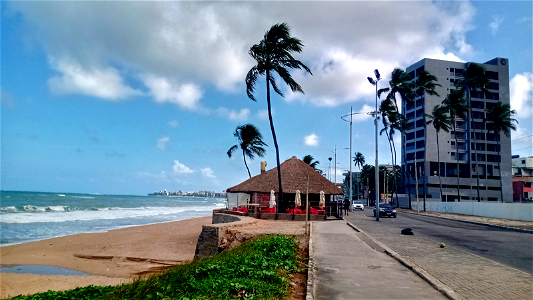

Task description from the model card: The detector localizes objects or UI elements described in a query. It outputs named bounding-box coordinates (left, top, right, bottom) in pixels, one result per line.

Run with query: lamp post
left=328, top=157, right=332, bottom=181
left=368, top=69, right=381, bottom=221
left=341, top=108, right=363, bottom=206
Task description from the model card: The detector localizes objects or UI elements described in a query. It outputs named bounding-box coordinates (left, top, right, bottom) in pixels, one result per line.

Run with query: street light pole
left=368, top=69, right=381, bottom=221
left=341, top=107, right=363, bottom=206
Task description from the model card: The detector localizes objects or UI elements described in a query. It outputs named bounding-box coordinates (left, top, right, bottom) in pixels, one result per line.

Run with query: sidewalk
left=309, top=220, right=446, bottom=299
left=346, top=213, right=533, bottom=300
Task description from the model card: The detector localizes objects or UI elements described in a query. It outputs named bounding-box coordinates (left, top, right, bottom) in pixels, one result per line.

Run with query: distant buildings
left=403, top=57, right=512, bottom=202
left=149, top=189, right=227, bottom=198
left=512, top=156, right=533, bottom=201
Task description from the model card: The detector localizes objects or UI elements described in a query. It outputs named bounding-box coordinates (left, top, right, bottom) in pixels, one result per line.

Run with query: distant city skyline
left=2, top=1, right=531, bottom=195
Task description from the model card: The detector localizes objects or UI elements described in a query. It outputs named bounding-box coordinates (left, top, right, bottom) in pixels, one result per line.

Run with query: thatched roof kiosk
left=227, top=156, right=343, bottom=215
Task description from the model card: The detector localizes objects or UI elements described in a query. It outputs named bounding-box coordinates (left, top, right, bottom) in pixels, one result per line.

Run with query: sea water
left=0, top=191, right=226, bottom=246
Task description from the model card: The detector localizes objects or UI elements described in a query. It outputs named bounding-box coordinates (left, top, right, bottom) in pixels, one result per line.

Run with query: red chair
left=232, top=207, right=238, bottom=211
left=238, top=206, right=248, bottom=213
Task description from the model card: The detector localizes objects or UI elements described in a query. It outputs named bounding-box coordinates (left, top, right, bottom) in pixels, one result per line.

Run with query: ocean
left=0, top=191, right=226, bottom=246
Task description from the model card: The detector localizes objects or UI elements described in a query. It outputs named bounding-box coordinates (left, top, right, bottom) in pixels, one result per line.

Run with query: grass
left=9, top=235, right=303, bottom=300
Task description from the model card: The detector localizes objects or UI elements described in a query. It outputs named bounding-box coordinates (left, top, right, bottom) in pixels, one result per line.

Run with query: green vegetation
left=10, top=235, right=303, bottom=300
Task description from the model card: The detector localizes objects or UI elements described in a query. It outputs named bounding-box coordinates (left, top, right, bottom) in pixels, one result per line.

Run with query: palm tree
left=441, top=89, right=469, bottom=201
left=246, top=23, right=312, bottom=207
left=302, top=155, right=322, bottom=174
left=426, top=104, right=451, bottom=201
left=353, top=152, right=365, bottom=200
left=415, top=70, right=441, bottom=209
left=379, top=98, right=401, bottom=206
left=455, top=63, right=491, bottom=201
left=378, top=68, right=415, bottom=111
left=378, top=68, right=414, bottom=205
left=354, top=152, right=365, bottom=171
left=484, top=101, right=517, bottom=202
left=227, top=124, right=267, bottom=178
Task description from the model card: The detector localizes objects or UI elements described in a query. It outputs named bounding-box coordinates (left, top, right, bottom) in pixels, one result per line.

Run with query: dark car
left=373, top=203, right=397, bottom=218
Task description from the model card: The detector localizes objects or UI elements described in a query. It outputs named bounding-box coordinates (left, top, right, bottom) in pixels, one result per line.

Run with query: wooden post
left=306, top=175, right=310, bottom=235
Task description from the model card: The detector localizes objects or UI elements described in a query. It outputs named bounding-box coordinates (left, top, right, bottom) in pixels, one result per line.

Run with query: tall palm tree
left=227, top=124, right=268, bottom=178
left=246, top=23, right=312, bottom=208
left=378, top=68, right=414, bottom=206
left=441, top=89, right=469, bottom=201
left=455, top=63, right=491, bottom=201
left=302, top=155, right=322, bottom=174
left=426, top=104, right=451, bottom=201
left=484, top=101, right=518, bottom=202
left=353, top=152, right=365, bottom=200
left=415, top=70, right=442, bottom=209
left=379, top=98, right=401, bottom=206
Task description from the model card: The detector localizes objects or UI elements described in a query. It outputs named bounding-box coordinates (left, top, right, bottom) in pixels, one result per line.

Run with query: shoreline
left=0, top=216, right=213, bottom=298
left=0, top=214, right=216, bottom=248
left=0, top=215, right=307, bottom=299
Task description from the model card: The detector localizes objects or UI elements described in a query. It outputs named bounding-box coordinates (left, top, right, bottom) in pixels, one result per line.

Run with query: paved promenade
left=310, top=220, right=446, bottom=299
left=344, top=212, right=533, bottom=300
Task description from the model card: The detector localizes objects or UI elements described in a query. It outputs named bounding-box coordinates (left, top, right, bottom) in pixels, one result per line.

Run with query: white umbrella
left=295, top=190, right=301, bottom=208
left=319, top=191, right=325, bottom=209
left=269, top=190, right=276, bottom=208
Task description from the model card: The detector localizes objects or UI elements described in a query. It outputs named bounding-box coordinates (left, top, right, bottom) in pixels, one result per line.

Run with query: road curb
left=346, top=221, right=466, bottom=300
left=306, top=222, right=315, bottom=300
left=399, top=210, right=533, bottom=233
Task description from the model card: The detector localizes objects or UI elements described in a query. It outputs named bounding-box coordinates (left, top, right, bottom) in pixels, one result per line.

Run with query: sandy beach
left=0, top=216, right=306, bottom=298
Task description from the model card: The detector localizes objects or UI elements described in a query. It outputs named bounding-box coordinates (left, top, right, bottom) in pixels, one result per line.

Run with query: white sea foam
left=23, top=205, right=46, bottom=212
left=0, top=205, right=219, bottom=223
left=0, top=206, right=18, bottom=213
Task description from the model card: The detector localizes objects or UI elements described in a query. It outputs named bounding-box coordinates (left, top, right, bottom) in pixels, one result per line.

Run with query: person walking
left=344, top=198, right=350, bottom=216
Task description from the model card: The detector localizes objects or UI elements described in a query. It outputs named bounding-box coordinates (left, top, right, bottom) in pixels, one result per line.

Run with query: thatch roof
left=227, top=156, right=344, bottom=195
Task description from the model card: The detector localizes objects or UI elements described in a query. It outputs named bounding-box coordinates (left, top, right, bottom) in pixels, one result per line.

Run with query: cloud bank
left=9, top=1, right=477, bottom=108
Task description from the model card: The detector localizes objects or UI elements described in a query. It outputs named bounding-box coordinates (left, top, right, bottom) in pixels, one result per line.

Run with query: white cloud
left=489, top=16, right=503, bottom=35
left=257, top=109, right=270, bottom=120
left=48, top=58, right=141, bottom=100
left=143, top=75, right=202, bottom=109
left=217, top=107, right=250, bottom=121
left=10, top=1, right=476, bottom=107
left=303, top=133, right=319, bottom=147
left=157, top=136, right=170, bottom=151
left=172, top=160, right=194, bottom=174
left=201, top=167, right=216, bottom=179
left=168, top=120, right=179, bottom=127
left=510, top=72, right=532, bottom=119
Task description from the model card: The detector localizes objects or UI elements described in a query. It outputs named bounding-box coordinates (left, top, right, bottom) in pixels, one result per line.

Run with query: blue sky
left=1, top=1, right=532, bottom=195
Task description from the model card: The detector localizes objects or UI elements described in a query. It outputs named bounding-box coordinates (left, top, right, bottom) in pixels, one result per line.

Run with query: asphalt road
left=345, top=208, right=533, bottom=274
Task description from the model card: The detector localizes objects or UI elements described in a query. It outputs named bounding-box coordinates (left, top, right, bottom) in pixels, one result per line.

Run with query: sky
left=1, top=1, right=532, bottom=196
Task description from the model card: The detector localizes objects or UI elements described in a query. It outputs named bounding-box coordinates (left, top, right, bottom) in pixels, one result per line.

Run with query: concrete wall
left=409, top=201, right=533, bottom=221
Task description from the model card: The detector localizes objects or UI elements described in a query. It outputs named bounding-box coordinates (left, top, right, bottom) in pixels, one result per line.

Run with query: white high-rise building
left=403, top=57, right=512, bottom=202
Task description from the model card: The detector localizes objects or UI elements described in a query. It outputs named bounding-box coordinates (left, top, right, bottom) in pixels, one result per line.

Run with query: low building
left=226, top=156, right=344, bottom=217
left=512, top=156, right=533, bottom=201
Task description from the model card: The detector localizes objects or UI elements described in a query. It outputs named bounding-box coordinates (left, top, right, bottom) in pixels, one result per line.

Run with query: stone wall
left=194, top=214, right=258, bottom=258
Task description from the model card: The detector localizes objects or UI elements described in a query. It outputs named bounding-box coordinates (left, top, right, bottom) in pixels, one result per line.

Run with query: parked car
left=373, top=203, right=396, bottom=218
left=352, top=201, right=364, bottom=211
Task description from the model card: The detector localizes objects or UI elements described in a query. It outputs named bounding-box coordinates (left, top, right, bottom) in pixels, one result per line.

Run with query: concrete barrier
left=410, top=201, right=533, bottom=221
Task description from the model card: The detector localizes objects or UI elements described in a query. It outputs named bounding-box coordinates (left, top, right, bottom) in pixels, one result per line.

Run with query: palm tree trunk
left=468, top=90, right=481, bottom=202
left=390, top=135, right=400, bottom=207
left=266, top=70, right=283, bottom=213
left=414, top=158, right=419, bottom=212
left=243, top=149, right=251, bottom=178
left=497, top=139, right=503, bottom=202
left=437, top=133, right=444, bottom=201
